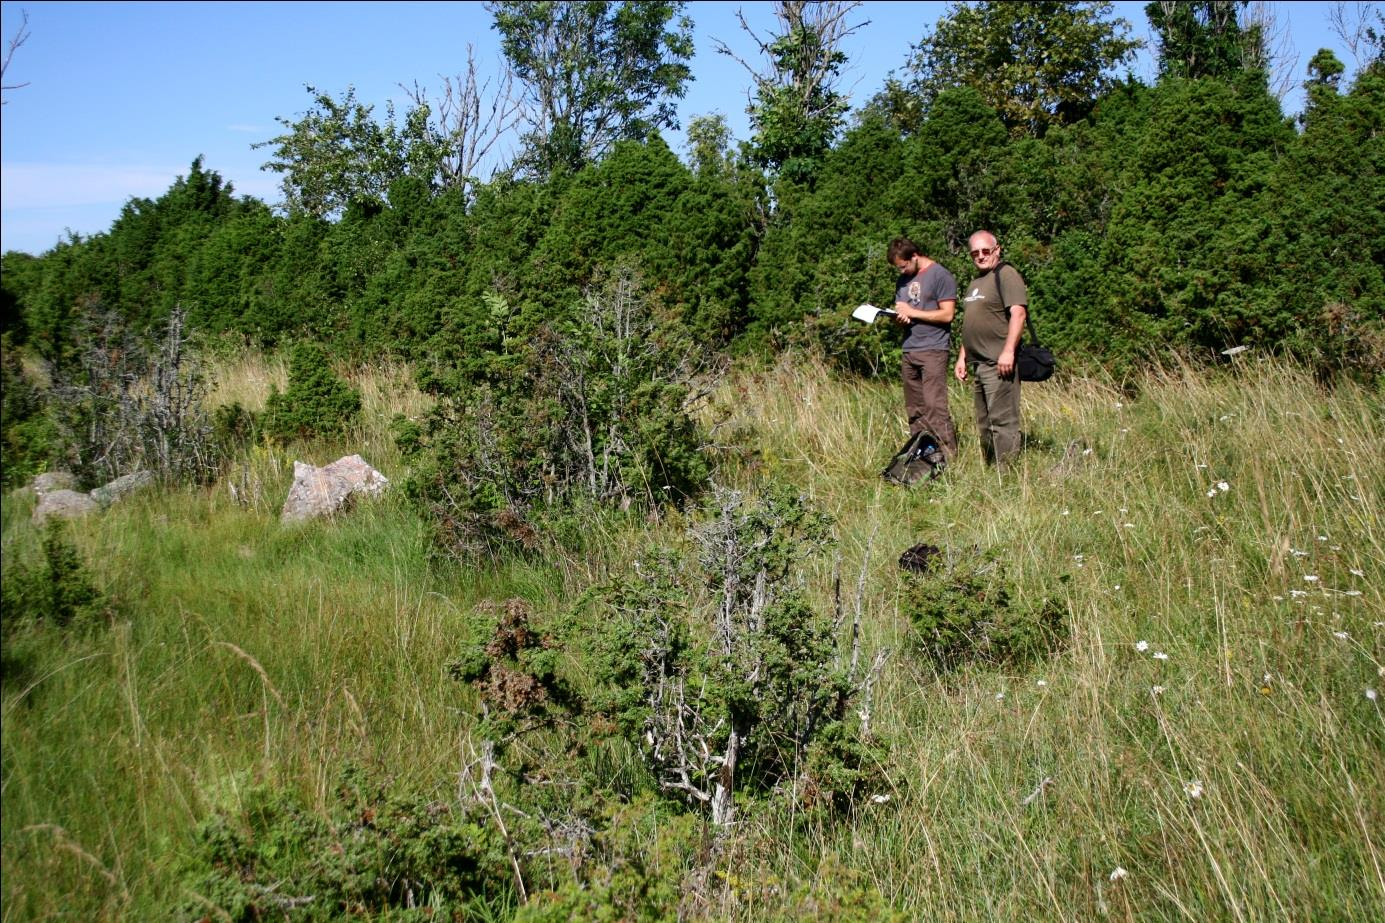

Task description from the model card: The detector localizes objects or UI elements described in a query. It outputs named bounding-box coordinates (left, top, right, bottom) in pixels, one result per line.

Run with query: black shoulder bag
left=994, top=262, right=1056, bottom=382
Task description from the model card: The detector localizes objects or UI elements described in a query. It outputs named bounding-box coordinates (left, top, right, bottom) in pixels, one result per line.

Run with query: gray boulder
left=32, top=489, right=101, bottom=525
left=32, top=471, right=78, bottom=496
left=90, top=470, right=155, bottom=508
left=280, top=454, right=389, bottom=523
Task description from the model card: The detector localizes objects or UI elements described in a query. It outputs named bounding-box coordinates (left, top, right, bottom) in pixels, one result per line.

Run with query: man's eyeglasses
left=970, top=247, right=996, bottom=258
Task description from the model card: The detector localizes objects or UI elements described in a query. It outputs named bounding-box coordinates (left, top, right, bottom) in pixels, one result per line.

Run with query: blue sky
left=0, top=1, right=1362, bottom=255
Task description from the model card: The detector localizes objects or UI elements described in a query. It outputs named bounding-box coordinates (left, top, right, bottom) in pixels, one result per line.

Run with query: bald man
left=954, top=230, right=1027, bottom=468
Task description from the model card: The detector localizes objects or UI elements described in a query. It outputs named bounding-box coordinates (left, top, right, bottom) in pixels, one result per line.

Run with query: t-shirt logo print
left=965, top=288, right=983, bottom=302
left=908, top=281, right=921, bottom=300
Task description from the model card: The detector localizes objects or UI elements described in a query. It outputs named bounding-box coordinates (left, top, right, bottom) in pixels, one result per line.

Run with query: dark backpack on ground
left=882, top=431, right=946, bottom=485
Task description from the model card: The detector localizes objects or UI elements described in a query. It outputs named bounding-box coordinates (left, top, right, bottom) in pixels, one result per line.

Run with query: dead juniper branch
left=458, top=738, right=529, bottom=904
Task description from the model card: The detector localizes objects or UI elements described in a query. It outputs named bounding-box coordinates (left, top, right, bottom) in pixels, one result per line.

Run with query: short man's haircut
left=887, top=237, right=920, bottom=264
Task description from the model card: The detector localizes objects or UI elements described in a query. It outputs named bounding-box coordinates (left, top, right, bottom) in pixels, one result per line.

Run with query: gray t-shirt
left=897, top=261, right=957, bottom=352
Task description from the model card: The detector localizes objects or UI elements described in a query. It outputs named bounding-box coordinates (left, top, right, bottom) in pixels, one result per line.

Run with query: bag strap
left=994, top=261, right=1043, bottom=347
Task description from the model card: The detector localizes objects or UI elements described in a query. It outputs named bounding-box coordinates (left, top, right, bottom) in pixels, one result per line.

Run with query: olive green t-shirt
left=960, top=263, right=1028, bottom=362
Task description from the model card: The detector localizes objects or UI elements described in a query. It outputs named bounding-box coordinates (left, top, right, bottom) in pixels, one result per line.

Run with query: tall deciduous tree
left=684, top=112, right=735, bottom=177
left=1145, top=1, right=1268, bottom=82
left=907, top=1, right=1140, bottom=137
left=256, top=86, right=442, bottom=218
left=718, top=1, right=862, bottom=186
left=487, top=0, right=694, bottom=178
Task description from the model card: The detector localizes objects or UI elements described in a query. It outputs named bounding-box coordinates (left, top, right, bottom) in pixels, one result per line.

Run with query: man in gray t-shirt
left=888, top=236, right=958, bottom=459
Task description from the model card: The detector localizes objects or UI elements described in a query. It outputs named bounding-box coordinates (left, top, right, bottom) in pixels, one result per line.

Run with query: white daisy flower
left=1151, top=685, right=1165, bottom=695
left=1184, top=780, right=1204, bottom=799
left=1135, top=640, right=1149, bottom=652
left=1366, top=689, right=1378, bottom=702
left=1109, top=867, right=1129, bottom=882
left=1349, top=569, right=1365, bottom=578
left=1304, top=575, right=1320, bottom=583
left=1333, top=631, right=1350, bottom=640
left=1217, top=481, right=1230, bottom=492
left=1153, top=651, right=1169, bottom=661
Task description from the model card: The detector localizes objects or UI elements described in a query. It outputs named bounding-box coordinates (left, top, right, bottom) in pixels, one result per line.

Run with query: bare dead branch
left=2, top=8, right=31, bottom=101
left=402, top=44, right=522, bottom=199
left=1329, top=1, right=1384, bottom=69
left=714, top=1, right=866, bottom=99
left=1246, top=1, right=1299, bottom=101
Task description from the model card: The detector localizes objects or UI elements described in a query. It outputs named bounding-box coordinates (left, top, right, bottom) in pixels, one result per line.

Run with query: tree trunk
left=711, top=726, right=741, bottom=826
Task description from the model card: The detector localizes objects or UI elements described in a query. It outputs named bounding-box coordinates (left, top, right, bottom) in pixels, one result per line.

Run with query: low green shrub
left=579, top=485, right=889, bottom=826
left=902, top=547, right=1067, bottom=671
left=447, top=598, right=580, bottom=742
left=404, top=262, right=710, bottom=561
left=211, top=400, right=261, bottom=454
left=515, top=799, right=701, bottom=923
left=1, top=521, right=106, bottom=632
left=177, top=766, right=513, bottom=921
left=263, top=341, right=362, bottom=443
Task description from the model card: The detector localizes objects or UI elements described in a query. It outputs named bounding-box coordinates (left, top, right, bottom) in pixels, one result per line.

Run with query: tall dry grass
left=2, top=348, right=1381, bottom=920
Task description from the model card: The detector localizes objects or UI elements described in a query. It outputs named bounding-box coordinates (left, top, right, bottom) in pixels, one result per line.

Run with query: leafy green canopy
left=1145, top=0, right=1267, bottom=82
left=744, top=3, right=853, bottom=186
left=488, top=0, right=695, bottom=177
left=255, top=86, right=441, bottom=218
left=907, top=0, right=1141, bottom=137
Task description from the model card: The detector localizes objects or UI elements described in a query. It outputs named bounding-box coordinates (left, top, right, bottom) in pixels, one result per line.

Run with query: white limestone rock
left=280, top=455, right=389, bottom=523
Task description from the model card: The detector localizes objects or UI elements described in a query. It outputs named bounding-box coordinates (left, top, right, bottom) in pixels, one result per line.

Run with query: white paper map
left=851, top=303, right=896, bottom=324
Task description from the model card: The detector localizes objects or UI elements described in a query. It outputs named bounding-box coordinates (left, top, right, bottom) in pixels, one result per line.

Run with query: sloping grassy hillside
left=2, top=352, right=1381, bottom=921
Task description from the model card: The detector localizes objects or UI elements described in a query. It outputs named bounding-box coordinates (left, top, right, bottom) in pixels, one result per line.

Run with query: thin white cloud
left=227, top=124, right=266, bottom=134
left=0, top=162, right=186, bottom=210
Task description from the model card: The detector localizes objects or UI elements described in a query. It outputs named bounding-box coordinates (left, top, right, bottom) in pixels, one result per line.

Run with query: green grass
left=3, top=352, right=1382, bottom=920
